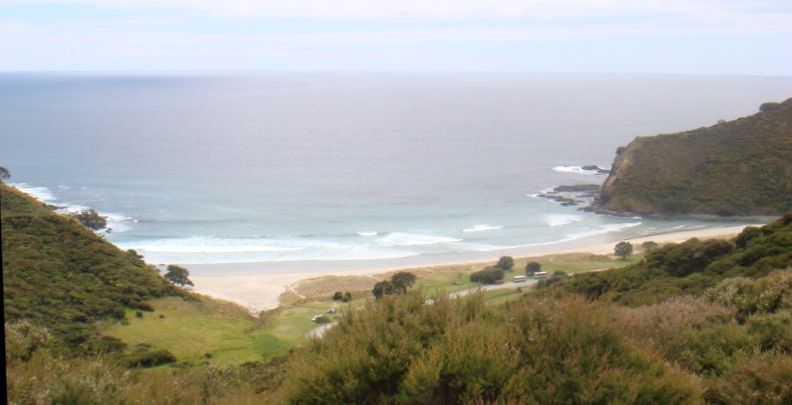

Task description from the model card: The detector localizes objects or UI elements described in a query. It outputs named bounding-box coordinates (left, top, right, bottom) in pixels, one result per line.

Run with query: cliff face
left=599, top=98, right=792, bottom=216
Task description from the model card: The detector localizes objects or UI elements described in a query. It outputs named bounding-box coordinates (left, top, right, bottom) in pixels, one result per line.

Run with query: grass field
left=102, top=297, right=292, bottom=366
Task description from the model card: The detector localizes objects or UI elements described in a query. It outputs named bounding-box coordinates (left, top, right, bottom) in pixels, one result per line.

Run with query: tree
left=614, top=241, right=633, bottom=260
left=470, top=267, right=505, bottom=284
left=332, top=292, right=344, bottom=301
left=495, top=256, right=514, bottom=271
left=640, top=241, right=658, bottom=253
left=525, top=261, right=541, bottom=274
left=164, top=265, right=193, bottom=287
left=72, top=209, right=107, bottom=231
left=391, top=272, right=417, bottom=293
left=0, top=166, right=10, bottom=181
left=372, top=281, right=395, bottom=299
left=342, top=292, right=352, bottom=302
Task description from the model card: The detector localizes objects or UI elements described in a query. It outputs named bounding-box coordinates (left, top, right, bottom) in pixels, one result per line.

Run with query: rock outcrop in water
left=598, top=98, right=792, bottom=216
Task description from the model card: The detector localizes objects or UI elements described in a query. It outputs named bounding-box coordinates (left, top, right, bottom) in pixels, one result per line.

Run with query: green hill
left=599, top=98, right=792, bottom=216
left=1, top=183, right=182, bottom=349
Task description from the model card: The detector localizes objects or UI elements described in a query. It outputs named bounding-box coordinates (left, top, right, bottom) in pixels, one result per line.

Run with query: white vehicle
left=512, top=275, right=527, bottom=283
left=533, top=271, right=548, bottom=279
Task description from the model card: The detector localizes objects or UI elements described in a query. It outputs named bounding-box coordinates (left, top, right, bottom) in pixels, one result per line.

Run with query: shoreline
left=189, top=224, right=755, bottom=314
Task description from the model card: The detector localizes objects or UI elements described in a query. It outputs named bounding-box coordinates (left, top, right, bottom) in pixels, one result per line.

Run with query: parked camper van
left=513, top=275, right=527, bottom=283
left=533, top=271, right=548, bottom=279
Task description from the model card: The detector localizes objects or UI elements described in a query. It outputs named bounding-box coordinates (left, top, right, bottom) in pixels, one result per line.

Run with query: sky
left=1, top=0, right=791, bottom=75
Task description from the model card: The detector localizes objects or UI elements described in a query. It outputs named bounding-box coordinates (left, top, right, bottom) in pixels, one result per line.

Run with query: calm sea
left=2, top=72, right=791, bottom=272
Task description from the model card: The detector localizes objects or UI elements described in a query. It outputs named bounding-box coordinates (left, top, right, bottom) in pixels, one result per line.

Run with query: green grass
left=537, top=254, right=643, bottom=274
left=415, top=271, right=476, bottom=293
left=482, top=288, right=524, bottom=306
left=102, top=297, right=291, bottom=366
left=268, top=301, right=346, bottom=343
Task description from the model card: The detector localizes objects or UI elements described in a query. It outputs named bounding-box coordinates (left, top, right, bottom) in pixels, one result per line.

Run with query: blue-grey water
left=2, top=72, right=791, bottom=271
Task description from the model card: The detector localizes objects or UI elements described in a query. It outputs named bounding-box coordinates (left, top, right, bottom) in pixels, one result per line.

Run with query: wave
left=564, top=222, right=642, bottom=240
left=11, top=182, right=56, bottom=203
left=511, top=222, right=643, bottom=249
left=462, top=224, right=503, bottom=233
left=117, top=236, right=420, bottom=264
left=356, top=231, right=378, bottom=237
left=118, top=237, right=308, bottom=253
left=552, top=165, right=606, bottom=176
left=10, top=182, right=135, bottom=233
left=376, top=232, right=462, bottom=247
left=545, top=214, right=584, bottom=227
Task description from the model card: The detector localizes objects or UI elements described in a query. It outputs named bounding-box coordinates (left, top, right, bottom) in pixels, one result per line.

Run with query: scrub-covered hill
left=599, top=99, right=792, bottom=216
left=1, top=182, right=182, bottom=349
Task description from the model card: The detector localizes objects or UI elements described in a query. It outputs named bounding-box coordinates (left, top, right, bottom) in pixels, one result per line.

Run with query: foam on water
left=552, top=165, right=606, bottom=176
left=545, top=214, right=584, bottom=227
left=462, top=224, right=503, bottom=233
left=376, top=232, right=462, bottom=247
left=357, top=231, right=378, bottom=237
left=10, top=182, right=135, bottom=233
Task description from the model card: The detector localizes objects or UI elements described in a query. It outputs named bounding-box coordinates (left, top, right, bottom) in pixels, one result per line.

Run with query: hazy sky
left=2, top=0, right=791, bottom=74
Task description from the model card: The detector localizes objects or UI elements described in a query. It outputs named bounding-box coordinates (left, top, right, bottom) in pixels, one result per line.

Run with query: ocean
left=2, top=72, right=791, bottom=273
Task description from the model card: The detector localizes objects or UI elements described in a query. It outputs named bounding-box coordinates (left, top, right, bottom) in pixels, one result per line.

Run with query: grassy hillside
left=599, top=98, right=792, bottom=216
left=1, top=183, right=182, bottom=349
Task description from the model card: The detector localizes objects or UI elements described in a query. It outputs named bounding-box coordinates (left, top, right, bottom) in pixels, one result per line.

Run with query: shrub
left=470, top=267, right=505, bottom=284
left=332, top=292, right=343, bottom=301
left=342, top=292, right=352, bottom=302
left=122, top=349, right=177, bottom=368
left=5, top=321, right=54, bottom=362
left=277, top=294, right=701, bottom=403
left=71, top=209, right=108, bottom=231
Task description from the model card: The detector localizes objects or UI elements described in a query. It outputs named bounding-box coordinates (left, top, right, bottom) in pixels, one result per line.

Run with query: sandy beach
left=189, top=224, right=756, bottom=313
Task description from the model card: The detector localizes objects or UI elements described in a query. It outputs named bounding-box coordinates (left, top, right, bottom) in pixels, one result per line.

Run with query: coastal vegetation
left=5, top=179, right=792, bottom=403
left=1, top=183, right=182, bottom=350
left=599, top=98, right=792, bottom=216
left=70, top=208, right=107, bottom=231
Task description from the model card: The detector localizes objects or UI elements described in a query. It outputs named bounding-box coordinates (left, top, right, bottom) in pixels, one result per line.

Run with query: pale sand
left=190, top=224, right=755, bottom=313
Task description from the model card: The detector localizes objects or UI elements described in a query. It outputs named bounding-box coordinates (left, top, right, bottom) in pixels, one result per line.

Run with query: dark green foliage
left=614, top=241, right=634, bottom=259
left=121, top=348, right=177, bottom=368
left=391, top=271, right=417, bottom=293
left=278, top=294, right=700, bottom=404
left=525, top=261, right=541, bottom=274
left=600, top=98, right=792, bottom=215
left=164, top=264, right=194, bottom=287
left=760, top=102, right=781, bottom=112
left=536, top=271, right=568, bottom=289
left=71, top=208, right=108, bottom=231
left=469, top=266, right=505, bottom=284
left=495, top=255, right=514, bottom=270
left=543, top=216, right=792, bottom=306
left=1, top=183, right=181, bottom=349
left=331, top=291, right=343, bottom=301
left=372, top=272, right=417, bottom=299
left=648, top=238, right=733, bottom=277
left=372, top=280, right=395, bottom=299
left=342, top=292, right=352, bottom=302
left=641, top=240, right=659, bottom=252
